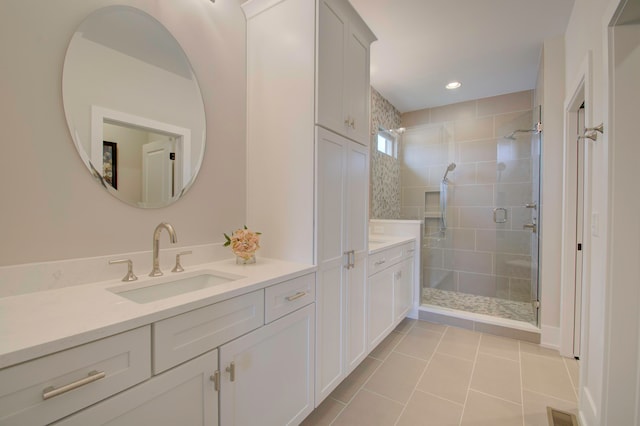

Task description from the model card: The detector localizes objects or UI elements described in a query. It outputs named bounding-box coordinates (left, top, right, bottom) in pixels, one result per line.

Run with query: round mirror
left=62, top=5, right=206, bottom=208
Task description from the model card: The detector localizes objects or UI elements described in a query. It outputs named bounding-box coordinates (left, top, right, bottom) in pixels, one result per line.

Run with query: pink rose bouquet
left=224, top=226, right=261, bottom=260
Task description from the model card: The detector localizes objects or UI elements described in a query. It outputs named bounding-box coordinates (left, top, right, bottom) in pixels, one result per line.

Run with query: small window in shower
left=376, top=129, right=397, bottom=158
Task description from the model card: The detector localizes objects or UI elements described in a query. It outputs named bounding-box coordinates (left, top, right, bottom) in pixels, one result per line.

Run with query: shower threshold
left=420, top=288, right=540, bottom=342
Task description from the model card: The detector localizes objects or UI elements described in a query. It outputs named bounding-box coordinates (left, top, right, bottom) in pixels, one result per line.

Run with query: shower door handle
left=523, top=223, right=537, bottom=233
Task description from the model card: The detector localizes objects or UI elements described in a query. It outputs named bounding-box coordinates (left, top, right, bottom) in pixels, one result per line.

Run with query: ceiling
left=349, top=0, right=575, bottom=113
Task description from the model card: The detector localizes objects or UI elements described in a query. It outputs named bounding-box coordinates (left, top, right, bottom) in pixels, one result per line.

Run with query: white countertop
left=0, top=258, right=315, bottom=369
left=368, top=235, right=416, bottom=254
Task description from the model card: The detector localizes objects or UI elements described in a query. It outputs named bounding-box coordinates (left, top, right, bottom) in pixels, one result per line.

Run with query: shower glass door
left=493, top=106, right=541, bottom=325
left=419, top=101, right=541, bottom=327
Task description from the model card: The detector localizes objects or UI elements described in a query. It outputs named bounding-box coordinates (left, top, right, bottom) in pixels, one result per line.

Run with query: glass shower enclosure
left=419, top=106, right=542, bottom=326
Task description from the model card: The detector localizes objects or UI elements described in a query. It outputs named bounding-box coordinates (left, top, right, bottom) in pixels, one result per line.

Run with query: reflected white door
left=142, top=140, right=174, bottom=206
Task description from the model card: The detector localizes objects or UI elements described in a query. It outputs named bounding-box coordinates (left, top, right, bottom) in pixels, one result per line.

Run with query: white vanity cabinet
left=367, top=242, right=416, bottom=350
left=317, top=0, right=373, bottom=146
left=219, top=303, right=315, bottom=426
left=53, top=350, right=219, bottom=426
left=315, top=127, right=369, bottom=404
left=2, top=272, right=316, bottom=426
left=0, top=327, right=151, bottom=426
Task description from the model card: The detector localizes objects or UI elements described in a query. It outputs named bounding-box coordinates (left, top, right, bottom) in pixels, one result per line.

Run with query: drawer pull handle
left=286, top=291, right=307, bottom=302
left=374, top=259, right=386, bottom=266
left=226, top=362, right=236, bottom=382
left=42, top=370, right=106, bottom=400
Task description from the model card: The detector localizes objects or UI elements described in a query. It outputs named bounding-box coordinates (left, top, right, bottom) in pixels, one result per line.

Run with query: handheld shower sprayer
left=442, top=162, right=456, bottom=182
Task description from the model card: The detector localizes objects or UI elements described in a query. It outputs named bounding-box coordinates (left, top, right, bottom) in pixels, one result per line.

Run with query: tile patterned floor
left=422, top=288, right=537, bottom=325
left=301, top=319, right=579, bottom=426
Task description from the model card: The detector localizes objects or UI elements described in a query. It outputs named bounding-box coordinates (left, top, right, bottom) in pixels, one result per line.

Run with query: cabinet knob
left=226, top=362, right=236, bottom=382
left=210, top=370, right=220, bottom=391
left=343, top=250, right=355, bottom=269
left=344, top=117, right=355, bottom=129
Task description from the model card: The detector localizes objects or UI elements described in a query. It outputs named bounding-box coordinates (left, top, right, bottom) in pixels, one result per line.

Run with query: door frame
left=560, top=52, right=593, bottom=359
left=90, top=106, right=191, bottom=190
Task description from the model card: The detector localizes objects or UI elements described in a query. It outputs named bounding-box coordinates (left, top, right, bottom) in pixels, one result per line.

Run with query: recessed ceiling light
left=446, top=81, right=461, bottom=90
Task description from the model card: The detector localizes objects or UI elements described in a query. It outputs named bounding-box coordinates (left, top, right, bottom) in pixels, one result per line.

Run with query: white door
left=142, top=139, right=174, bottom=206
left=219, top=304, right=315, bottom=426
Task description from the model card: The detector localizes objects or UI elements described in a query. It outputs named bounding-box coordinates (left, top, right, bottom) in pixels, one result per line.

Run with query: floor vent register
left=547, top=407, right=579, bottom=426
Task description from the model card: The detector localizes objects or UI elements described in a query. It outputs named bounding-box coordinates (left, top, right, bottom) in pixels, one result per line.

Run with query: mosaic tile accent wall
left=399, top=90, right=537, bottom=304
left=370, top=87, right=402, bottom=219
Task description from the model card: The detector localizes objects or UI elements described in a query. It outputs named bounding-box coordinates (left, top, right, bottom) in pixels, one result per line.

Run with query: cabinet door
left=317, top=0, right=348, bottom=137
left=394, top=258, right=414, bottom=323
left=345, top=21, right=371, bottom=146
left=345, top=141, right=369, bottom=372
left=219, top=304, right=315, bottom=426
left=346, top=251, right=367, bottom=373
left=316, top=127, right=347, bottom=403
left=367, top=268, right=395, bottom=349
left=53, top=350, right=218, bottom=426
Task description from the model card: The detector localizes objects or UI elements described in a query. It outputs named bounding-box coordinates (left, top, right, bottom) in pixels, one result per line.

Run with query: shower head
left=442, top=162, right=456, bottom=182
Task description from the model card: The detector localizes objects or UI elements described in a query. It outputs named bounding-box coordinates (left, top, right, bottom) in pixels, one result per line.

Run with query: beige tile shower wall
left=400, top=91, right=535, bottom=302
left=370, top=88, right=402, bottom=219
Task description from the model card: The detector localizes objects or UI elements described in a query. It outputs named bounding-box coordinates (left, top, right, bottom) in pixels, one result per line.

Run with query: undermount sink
left=109, top=271, right=245, bottom=304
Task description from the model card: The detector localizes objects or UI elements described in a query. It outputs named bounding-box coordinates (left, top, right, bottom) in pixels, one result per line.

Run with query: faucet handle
left=171, top=251, right=192, bottom=273
left=109, top=258, right=138, bottom=282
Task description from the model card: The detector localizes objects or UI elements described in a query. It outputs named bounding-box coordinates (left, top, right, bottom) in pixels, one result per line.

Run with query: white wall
left=538, top=36, right=565, bottom=347
left=0, top=0, right=247, bottom=267
left=65, top=36, right=204, bottom=169
left=562, top=0, right=638, bottom=424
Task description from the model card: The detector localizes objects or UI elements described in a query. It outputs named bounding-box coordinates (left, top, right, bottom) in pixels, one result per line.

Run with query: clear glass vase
left=235, top=254, right=256, bottom=265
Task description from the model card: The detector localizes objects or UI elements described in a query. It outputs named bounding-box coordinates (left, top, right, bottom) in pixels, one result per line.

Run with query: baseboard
left=540, top=325, right=561, bottom=350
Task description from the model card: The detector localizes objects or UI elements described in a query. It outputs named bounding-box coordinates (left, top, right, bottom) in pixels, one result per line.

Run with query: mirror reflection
left=62, top=5, right=206, bottom=208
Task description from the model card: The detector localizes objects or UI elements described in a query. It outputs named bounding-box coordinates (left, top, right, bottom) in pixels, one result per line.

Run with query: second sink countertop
left=368, top=235, right=416, bottom=254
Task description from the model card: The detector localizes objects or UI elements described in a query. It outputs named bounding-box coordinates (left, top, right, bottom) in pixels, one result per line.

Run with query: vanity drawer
left=153, top=290, right=264, bottom=374
left=0, top=326, right=151, bottom=426
left=368, top=245, right=404, bottom=275
left=402, top=241, right=417, bottom=258
left=265, top=273, right=315, bottom=323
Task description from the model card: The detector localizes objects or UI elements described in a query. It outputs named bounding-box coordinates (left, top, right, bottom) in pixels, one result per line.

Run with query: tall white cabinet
left=317, top=0, right=372, bottom=146
left=243, top=0, right=375, bottom=408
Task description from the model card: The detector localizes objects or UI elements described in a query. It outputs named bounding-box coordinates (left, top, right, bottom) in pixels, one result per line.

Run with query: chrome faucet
left=149, top=222, right=178, bottom=277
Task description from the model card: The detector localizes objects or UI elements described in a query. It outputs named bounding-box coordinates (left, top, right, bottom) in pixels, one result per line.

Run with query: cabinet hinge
left=577, top=243, right=582, bottom=251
